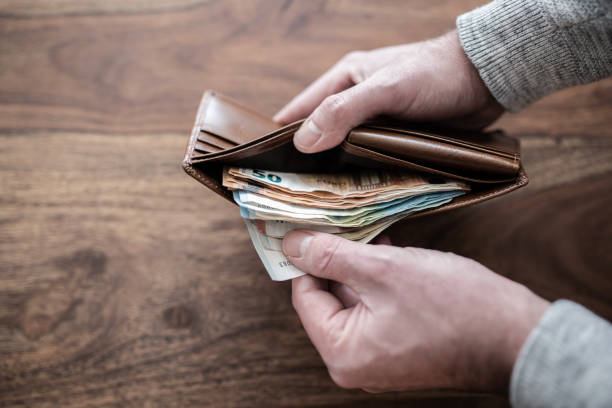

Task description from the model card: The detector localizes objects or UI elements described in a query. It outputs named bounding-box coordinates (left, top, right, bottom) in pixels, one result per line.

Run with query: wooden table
left=1, top=1, right=611, bottom=406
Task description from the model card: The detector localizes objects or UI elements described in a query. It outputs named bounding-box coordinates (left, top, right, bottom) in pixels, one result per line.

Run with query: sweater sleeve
left=456, top=0, right=612, bottom=111
left=510, top=300, right=612, bottom=408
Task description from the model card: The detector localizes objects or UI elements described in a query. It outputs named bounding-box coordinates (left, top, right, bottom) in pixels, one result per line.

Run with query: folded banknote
left=223, top=167, right=469, bottom=280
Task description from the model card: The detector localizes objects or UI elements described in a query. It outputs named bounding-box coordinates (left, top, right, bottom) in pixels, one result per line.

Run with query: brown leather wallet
left=183, top=90, right=528, bottom=219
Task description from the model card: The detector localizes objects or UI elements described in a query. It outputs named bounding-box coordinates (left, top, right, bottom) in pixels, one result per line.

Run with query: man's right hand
left=283, top=231, right=550, bottom=393
left=274, top=30, right=504, bottom=154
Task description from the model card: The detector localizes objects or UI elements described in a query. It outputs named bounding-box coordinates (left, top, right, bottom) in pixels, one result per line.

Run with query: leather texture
left=183, top=90, right=528, bottom=219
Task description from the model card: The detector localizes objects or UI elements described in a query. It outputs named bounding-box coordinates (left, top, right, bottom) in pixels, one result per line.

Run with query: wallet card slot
left=198, top=131, right=238, bottom=150
left=190, top=122, right=303, bottom=163
left=197, top=135, right=342, bottom=173
left=195, top=141, right=222, bottom=153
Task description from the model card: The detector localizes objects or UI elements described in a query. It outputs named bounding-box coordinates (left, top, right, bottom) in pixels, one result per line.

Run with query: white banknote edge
left=244, top=219, right=305, bottom=281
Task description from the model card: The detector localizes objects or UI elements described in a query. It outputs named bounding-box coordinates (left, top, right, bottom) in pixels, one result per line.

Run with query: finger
left=329, top=281, right=360, bottom=308
left=291, top=274, right=351, bottom=347
left=283, top=230, right=392, bottom=287
left=273, top=63, right=354, bottom=124
left=292, top=77, right=396, bottom=153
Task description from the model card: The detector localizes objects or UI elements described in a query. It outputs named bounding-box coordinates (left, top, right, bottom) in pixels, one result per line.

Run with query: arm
left=275, top=0, right=611, bottom=153
left=457, top=0, right=612, bottom=111
left=276, top=0, right=612, bottom=401
left=283, top=231, right=612, bottom=407
left=511, top=300, right=612, bottom=408
left=456, top=3, right=612, bottom=405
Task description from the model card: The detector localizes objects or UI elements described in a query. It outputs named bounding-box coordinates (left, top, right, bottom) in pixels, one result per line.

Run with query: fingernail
left=273, top=112, right=283, bottom=123
left=283, top=231, right=313, bottom=258
left=294, top=118, right=322, bottom=150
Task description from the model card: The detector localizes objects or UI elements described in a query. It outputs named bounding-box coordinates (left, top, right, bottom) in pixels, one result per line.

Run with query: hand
left=282, top=231, right=550, bottom=393
left=274, top=30, right=504, bottom=153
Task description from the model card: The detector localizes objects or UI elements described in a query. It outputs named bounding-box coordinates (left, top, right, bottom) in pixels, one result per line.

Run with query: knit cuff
left=510, top=300, right=612, bottom=408
left=457, top=0, right=612, bottom=112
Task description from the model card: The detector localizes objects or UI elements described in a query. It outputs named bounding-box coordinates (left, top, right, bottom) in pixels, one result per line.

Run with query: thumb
left=292, top=78, right=394, bottom=153
left=282, top=230, right=391, bottom=288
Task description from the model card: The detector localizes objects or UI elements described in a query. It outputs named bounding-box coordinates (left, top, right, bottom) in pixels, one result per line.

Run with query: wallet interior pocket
left=186, top=128, right=527, bottom=206
left=338, top=141, right=516, bottom=184
left=183, top=90, right=528, bottom=219
left=346, top=126, right=520, bottom=181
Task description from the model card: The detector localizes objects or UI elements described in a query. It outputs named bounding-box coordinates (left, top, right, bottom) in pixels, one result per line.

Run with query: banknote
left=244, top=219, right=304, bottom=281
left=244, top=217, right=393, bottom=280
left=227, top=167, right=432, bottom=195
left=234, top=189, right=465, bottom=227
left=231, top=167, right=469, bottom=280
left=223, top=167, right=469, bottom=208
left=252, top=219, right=352, bottom=237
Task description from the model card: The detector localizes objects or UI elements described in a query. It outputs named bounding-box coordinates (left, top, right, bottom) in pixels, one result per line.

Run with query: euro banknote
left=243, top=216, right=394, bottom=281
left=244, top=219, right=304, bottom=281
left=234, top=189, right=465, bottom=227
left=223, top=167, right=468, bottom=208
left=224, top=167, right=469, bottom=280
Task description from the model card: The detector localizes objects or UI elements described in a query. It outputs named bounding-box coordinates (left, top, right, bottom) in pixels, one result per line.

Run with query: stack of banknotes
left=223, top=167, right=469, bottom=281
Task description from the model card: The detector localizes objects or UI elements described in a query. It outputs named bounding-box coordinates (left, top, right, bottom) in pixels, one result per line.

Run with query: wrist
left=454, top=30, right=504, bottom=114
left=482, top=288, right=551, bottom=393
left=503, top=290, right=551, bottom=384
left=437, top=30, right=504, bottom=127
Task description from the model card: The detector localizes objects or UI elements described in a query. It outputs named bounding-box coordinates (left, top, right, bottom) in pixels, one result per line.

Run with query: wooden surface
left=1, top=0, right=611, bottom=406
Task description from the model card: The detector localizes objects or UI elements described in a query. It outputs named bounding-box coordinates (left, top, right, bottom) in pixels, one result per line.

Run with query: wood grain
left=1, top=0, right=611, bottom=407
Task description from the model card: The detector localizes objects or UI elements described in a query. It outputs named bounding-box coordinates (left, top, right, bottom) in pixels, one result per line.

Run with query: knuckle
left=339, top=51, right=368, bottom=83
left=312, top=236, right=343, bottom=276
left=321, top=94, right=348, bottom=120
left=325, top=324, right=348, bottom=354
left=376, top=75, right=399, bottom=95
left=371, top=73, right=401, bottom=102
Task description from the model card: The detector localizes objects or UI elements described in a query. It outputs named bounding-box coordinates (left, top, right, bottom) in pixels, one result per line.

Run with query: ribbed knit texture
left=457, top=0, right=612, bottom=111
left=510, top=300, right=612, bottom=408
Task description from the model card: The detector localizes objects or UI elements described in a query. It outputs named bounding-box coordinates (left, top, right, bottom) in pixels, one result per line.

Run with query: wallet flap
left=347, top=127, right=520, bottom=178
left=355, top=123, right=519, bottom=157
left=198, top=91, right=280, bottom=145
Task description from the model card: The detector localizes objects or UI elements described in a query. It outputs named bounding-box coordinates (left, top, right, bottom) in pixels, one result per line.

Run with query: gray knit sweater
left=458, top=0, right=612, bottom=111
left=456, top=1, right=612, bottom=407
